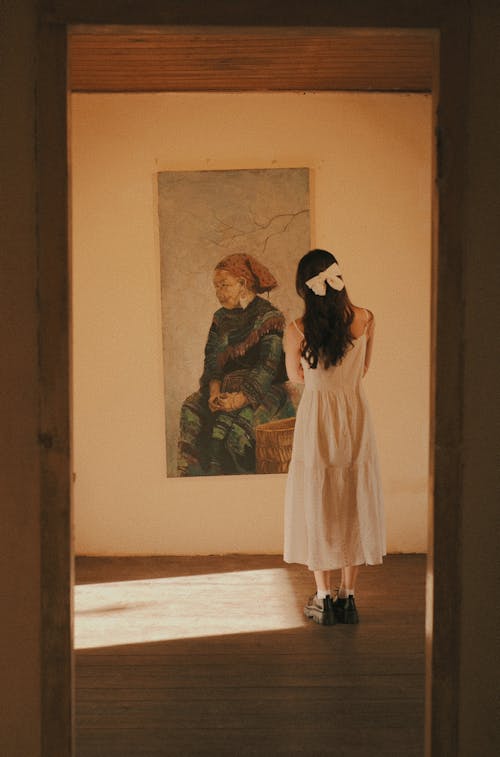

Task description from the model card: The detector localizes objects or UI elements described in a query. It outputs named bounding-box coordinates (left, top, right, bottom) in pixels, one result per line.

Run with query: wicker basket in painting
left=255, top=416, right=296, bottom=474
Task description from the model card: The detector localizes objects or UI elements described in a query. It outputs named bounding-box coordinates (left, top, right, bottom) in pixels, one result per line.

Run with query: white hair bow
left=305, top=263, right=345, bottom=295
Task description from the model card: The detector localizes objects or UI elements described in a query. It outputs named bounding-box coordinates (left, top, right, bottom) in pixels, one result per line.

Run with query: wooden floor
left=75, top=554, right=425, bottom=756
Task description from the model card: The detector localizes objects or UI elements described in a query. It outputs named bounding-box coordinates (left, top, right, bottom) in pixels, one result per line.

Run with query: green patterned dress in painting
left=178, top=296, right=295, bottom=476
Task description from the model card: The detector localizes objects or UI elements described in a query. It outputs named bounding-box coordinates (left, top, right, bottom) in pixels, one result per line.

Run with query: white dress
left=284, top=320, right=386, bottom=571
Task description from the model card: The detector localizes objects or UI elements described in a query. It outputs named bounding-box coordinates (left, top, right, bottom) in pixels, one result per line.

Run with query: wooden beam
left=37, top=19, right=74, bottom=757
left=69, top=28, right=434, bottom=92
left=427, top=2, right=470, bottom=754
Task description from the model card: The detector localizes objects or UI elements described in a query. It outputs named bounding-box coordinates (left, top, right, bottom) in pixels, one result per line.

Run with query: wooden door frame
left=36, top=3, right=470, bottom=755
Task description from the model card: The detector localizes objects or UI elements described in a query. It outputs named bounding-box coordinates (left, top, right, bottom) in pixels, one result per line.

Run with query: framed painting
left=158, top=167, right=310, bottom=476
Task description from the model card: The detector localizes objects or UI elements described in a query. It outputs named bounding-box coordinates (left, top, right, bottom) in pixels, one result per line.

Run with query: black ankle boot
left=333, top=595, right=359, bottom=624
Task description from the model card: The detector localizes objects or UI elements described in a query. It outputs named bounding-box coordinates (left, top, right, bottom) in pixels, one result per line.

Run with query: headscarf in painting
left=215, top=253, right=278, bottom=293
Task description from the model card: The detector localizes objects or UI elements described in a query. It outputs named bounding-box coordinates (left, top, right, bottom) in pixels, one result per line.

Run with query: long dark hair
left=296, top=249, right=354, bottom=369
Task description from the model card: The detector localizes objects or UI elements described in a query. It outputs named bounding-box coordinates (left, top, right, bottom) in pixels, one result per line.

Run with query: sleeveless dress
left=284, top=317, right=386, bottom=571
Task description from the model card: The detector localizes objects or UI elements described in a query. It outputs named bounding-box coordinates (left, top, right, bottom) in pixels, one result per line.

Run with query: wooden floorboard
left=75, top=554, right=425, bottom=756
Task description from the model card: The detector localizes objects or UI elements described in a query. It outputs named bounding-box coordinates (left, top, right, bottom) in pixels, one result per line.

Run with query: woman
left=178, top=253, right=295, bottom=476
left=283, top=249, right=386, bottom=625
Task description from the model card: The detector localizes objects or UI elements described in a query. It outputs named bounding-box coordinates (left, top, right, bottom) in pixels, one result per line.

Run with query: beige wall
left=71, top=91, right=432, bottom=555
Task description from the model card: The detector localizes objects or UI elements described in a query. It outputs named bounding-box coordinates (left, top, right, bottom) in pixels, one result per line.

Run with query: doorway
left=35, top=14, right=470, bottom=757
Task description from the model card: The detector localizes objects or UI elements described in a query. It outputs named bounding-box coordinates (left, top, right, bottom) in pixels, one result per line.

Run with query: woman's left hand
left=216, top=391, right=248, bottom=412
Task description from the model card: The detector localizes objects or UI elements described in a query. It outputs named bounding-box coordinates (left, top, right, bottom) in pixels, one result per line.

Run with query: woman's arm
left=284, top=321, right=305, bottom=384
left=363, top=311, right=375, bottom=376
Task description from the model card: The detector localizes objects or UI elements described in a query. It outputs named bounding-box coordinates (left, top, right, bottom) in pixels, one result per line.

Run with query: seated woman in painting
left=178, top=253, right=295, bottom=476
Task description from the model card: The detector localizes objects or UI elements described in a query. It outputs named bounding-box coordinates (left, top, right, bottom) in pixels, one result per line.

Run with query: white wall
left=71, top=91, right=431, bottom=555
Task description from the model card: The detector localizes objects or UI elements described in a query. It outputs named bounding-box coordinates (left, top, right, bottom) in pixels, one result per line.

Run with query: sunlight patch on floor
left=74, top=568, right=303, bottom=649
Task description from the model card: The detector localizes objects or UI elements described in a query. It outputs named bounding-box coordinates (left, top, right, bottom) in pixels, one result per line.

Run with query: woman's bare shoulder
left=286, top=317, right=304, bottom=335
left=352, top=305, right=374, bottom=320
left=350, top=305, right=374, bottom=337
left=284, top=318, right=303, bottom=348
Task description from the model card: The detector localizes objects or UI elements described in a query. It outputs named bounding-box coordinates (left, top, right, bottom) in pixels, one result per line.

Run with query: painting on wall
left=158, top=167, right=310, bottom=477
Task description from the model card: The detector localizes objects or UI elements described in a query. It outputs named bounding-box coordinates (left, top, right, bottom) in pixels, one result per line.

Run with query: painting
left=158, top=167, right=310, bottom=477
